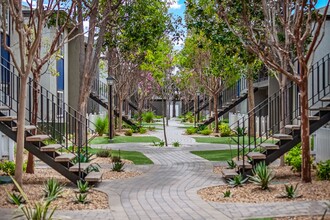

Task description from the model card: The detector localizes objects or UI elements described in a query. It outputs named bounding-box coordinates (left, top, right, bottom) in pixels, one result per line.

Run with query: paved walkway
left=1, top=118, right=329, bottom=219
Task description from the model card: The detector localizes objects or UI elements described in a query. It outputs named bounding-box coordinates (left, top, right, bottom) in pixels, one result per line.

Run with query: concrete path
left=1, top=118, right=329, bottom=219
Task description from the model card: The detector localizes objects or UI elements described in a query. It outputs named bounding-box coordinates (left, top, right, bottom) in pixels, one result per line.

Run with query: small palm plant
left=248, top=161, right=275, bottom=190
left=228, top=174, right=248, bottom=187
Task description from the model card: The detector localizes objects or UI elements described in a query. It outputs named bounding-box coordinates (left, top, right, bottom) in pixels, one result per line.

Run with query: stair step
left=284, top=125, right=301, bottom=130
left=320, top=96, right=330, bottom=102
left=272, top=134, right=293, bottom=140
left=221, top=169, right=238, bottom=179
left=297, top=116, right=320, bottom=121
left=69, top=163, right=90, bottom=172
left=319, top=107, right=330, bottom=111
left=260, top=143, right=279, bottom=150
left=55, top=153, right=75, bottom=162
left=12, top=125, right=37, bottom=131
left=235, top=160, right=252, bottom=169
left=247, top=152, right=266, bottom=160
left=0, top=116, right=17, bottom=121
left=40, top=144, right=63, bottom=152
left=26, top=134, right=50, bottom=142
left=85, top=171, right=103, bottom=182
left=0, top=106, right=10, bottom=110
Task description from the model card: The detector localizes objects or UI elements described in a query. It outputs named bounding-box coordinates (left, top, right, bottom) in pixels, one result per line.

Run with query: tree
left=1, top=0, right=76, bottom=186
left=217, top=0, right=329, bottom=182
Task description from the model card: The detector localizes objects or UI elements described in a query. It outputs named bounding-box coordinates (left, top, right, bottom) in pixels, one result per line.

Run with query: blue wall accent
left=57, top=58, right=64, bottom=91
left=1, top=33, right=10, bottom=83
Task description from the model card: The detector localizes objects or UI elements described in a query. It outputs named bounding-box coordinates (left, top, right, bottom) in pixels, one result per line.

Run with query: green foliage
left=279, top=183, right=301, bottom=199
left=317, top=160, right=330, bottom=180
left=172, top=141, right=180, bottom=147
left=223, top=190, right=231, bottom=198
left=86, top=163, right=100, bottom=173
left=0, top=160, right=27, bottom=176
left=248, top=162, right=274, bottom=190
left=96, top=149, right=112, bottom=158
left=139, top=127, right=147, bottom=134
left=43, top=178, right=64, bottom=201
left=228, top=174, right=248, bottom=187
left=227, top=160, right=236, bottom=169
left=142, top=111, right=155, bottom=123
left=112, top=161, right=125, bottom=172
left=95, top=116, right=108, bottom=136
left=200, top=129, right=212, bottom=135
left=219, top=123, right=232, bottom=137
left=7, top=191, right=25, bottom=205
left=182, top=112, right=194, bottom=123
left=73, top=152, right=94, bottom=163
left=124, top=129, right=133, bottom=136
left=148, top=126, right=156, bottom=131
left=159, top=140, right=165, bottom=147
left=77, top=180, right=90, bottom=193
left=285, top=144, right=302, bottom=172
left=9, top=177, right=56, bottom=220
left=186, top=127, right=198, bottom=135
left=236, top=127, right=246, bottom=136
left=75, top=193, right=88, bottom=204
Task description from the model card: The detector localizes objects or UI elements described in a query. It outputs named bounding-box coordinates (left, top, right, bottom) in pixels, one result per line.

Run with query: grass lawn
left=90, top=136, right=161, bottom=144
left=191, top=149, right=236, bottom=161
left=193, top=136, right=275, bottom=145
left=89, top=148, right=153, bottom=165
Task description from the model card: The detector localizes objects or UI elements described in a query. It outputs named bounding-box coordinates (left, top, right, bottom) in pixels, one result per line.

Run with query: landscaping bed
left=198, top=165, right=330, bottom=203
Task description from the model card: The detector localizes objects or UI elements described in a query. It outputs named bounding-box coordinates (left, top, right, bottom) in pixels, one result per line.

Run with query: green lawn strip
left=90, top=136, right=160, bottom=144
left=89, top=148, right=153, bottom=165
left=141, top=122, right=163, bottom=126
left=193, top=136, right=275, bottom=145
left=191, top=149, right=236, bottom=161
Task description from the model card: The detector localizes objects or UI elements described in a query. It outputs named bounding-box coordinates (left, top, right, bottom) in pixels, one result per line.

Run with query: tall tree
left=1, top=0, right=76, bottom=186
left=217, top=0, right=329, bottom=182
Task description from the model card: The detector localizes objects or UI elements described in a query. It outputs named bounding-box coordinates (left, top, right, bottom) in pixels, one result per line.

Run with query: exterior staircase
left=0, top=58, right=102, bottom=184
left=222, top=53, right=330, bottom=179
left=90, top=79, right=137, bottom=128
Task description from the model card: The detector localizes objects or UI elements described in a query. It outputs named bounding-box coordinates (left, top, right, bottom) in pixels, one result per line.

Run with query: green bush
left=172, top=141, right=180, bottom=147
left=139, top=127, right=147, bottom=134
left=142, top=111, right=155, bottom=123
left=124, top=129, right=133, bottom=136
left=43, top=178, right=64, bottom=201
left=248, top=161, right=274, bottom=190
left=285, top=144, right=302, bottom=172
left=200, top=129, right=212, bottom=135
left=95, top=116, right=108, bottom=136
left=182, top=112, right=194, bottom=123
left=96, top=150, right=111, bottom=158
left=148, top=126, right=156, bottom=131
left=219, top=123, right=231, bottom=137
left=317, top=160, right=330, bottom=180
left=0, top=160, right=27, bottom=176
left=186, top=127, right=197, bottom=135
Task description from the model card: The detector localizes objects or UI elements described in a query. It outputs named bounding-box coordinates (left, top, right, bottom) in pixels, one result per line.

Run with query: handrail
left=229, top=53, right=330, bottom=171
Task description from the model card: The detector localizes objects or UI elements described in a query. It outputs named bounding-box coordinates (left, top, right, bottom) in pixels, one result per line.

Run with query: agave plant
left=75, top=193, right=88, bottom=204
left=228, top=174, right=248, bottom=187
left=248, top=161, right=275, bottom=190
left=279, top=183, right=302, bottom=199
left=7, top=191, right=25, bottom=205
left=77, top=180, right=90, bottom=193
left=223, top=190, right=231, bottom=198
left=227, top=160, right=236, bottom=169
left=43, top=178, right=64, bottom=201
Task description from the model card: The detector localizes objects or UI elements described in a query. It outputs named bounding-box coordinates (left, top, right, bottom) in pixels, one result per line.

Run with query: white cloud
left=169, top=0, right=182, bottom=9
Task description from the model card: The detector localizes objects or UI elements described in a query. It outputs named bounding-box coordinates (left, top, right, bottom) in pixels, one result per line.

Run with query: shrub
left=183, top=112, right=194, bottom=123
left=77, top=180, right=90, bottom=193
left=186, top=127, right=197, bottom=135
left=228, top=174, right=248, bottom=187
left=219, top=123, right=231, bottom=137
left=142, top=111, right=155, bottom=123
left=0, top=161, right=27, bottom=176
left=148, top=126, right=156, bottom=131
left=124, top=129, right=133, bottom=136
left=248, top=161, right=274, bottom=190
left=75, top=193, right=88, bottom=204
left=317, top=160, right=330, bottom=180
left=285, top=144, right=302, bottom=172
left=236, top=127, right=246, bottom=136
left=7, top=191, right=26, bottom=205
left=223, top=190, right=231, bottom=198
left=139, top=127, right=147, bottom=134
left=94, top=116, right=108, bottom=136
left=227, top=160, right=236, bottom=169
left=200, top=129, right=212, bottom=135
left=43, top=178, right=64, bottom=201
left=159, top=140, right=165, bottom=147
left=96, top=149, right=111, bottom=158
left=172, top=141, right=180, bottom=147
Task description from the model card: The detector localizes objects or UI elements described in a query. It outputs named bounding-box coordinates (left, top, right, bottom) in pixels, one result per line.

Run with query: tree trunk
left=172, top=99, right=176, bottom=117
left=15, top=76, right=28, bottom=187
left=208, top=95, right=212, bottom=130
left=118, top=97, right=123, bottom=132
left=299, top=79, right=311, bottom=182
left=213, top=94, right=219, bottom=133
left=166, top=98, right=170, bottom=126
left=247, top=76, right=255, bottom=136
left=194, top=95, right=197, bottom=126
left=162, top=97, right=168, bottom=146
